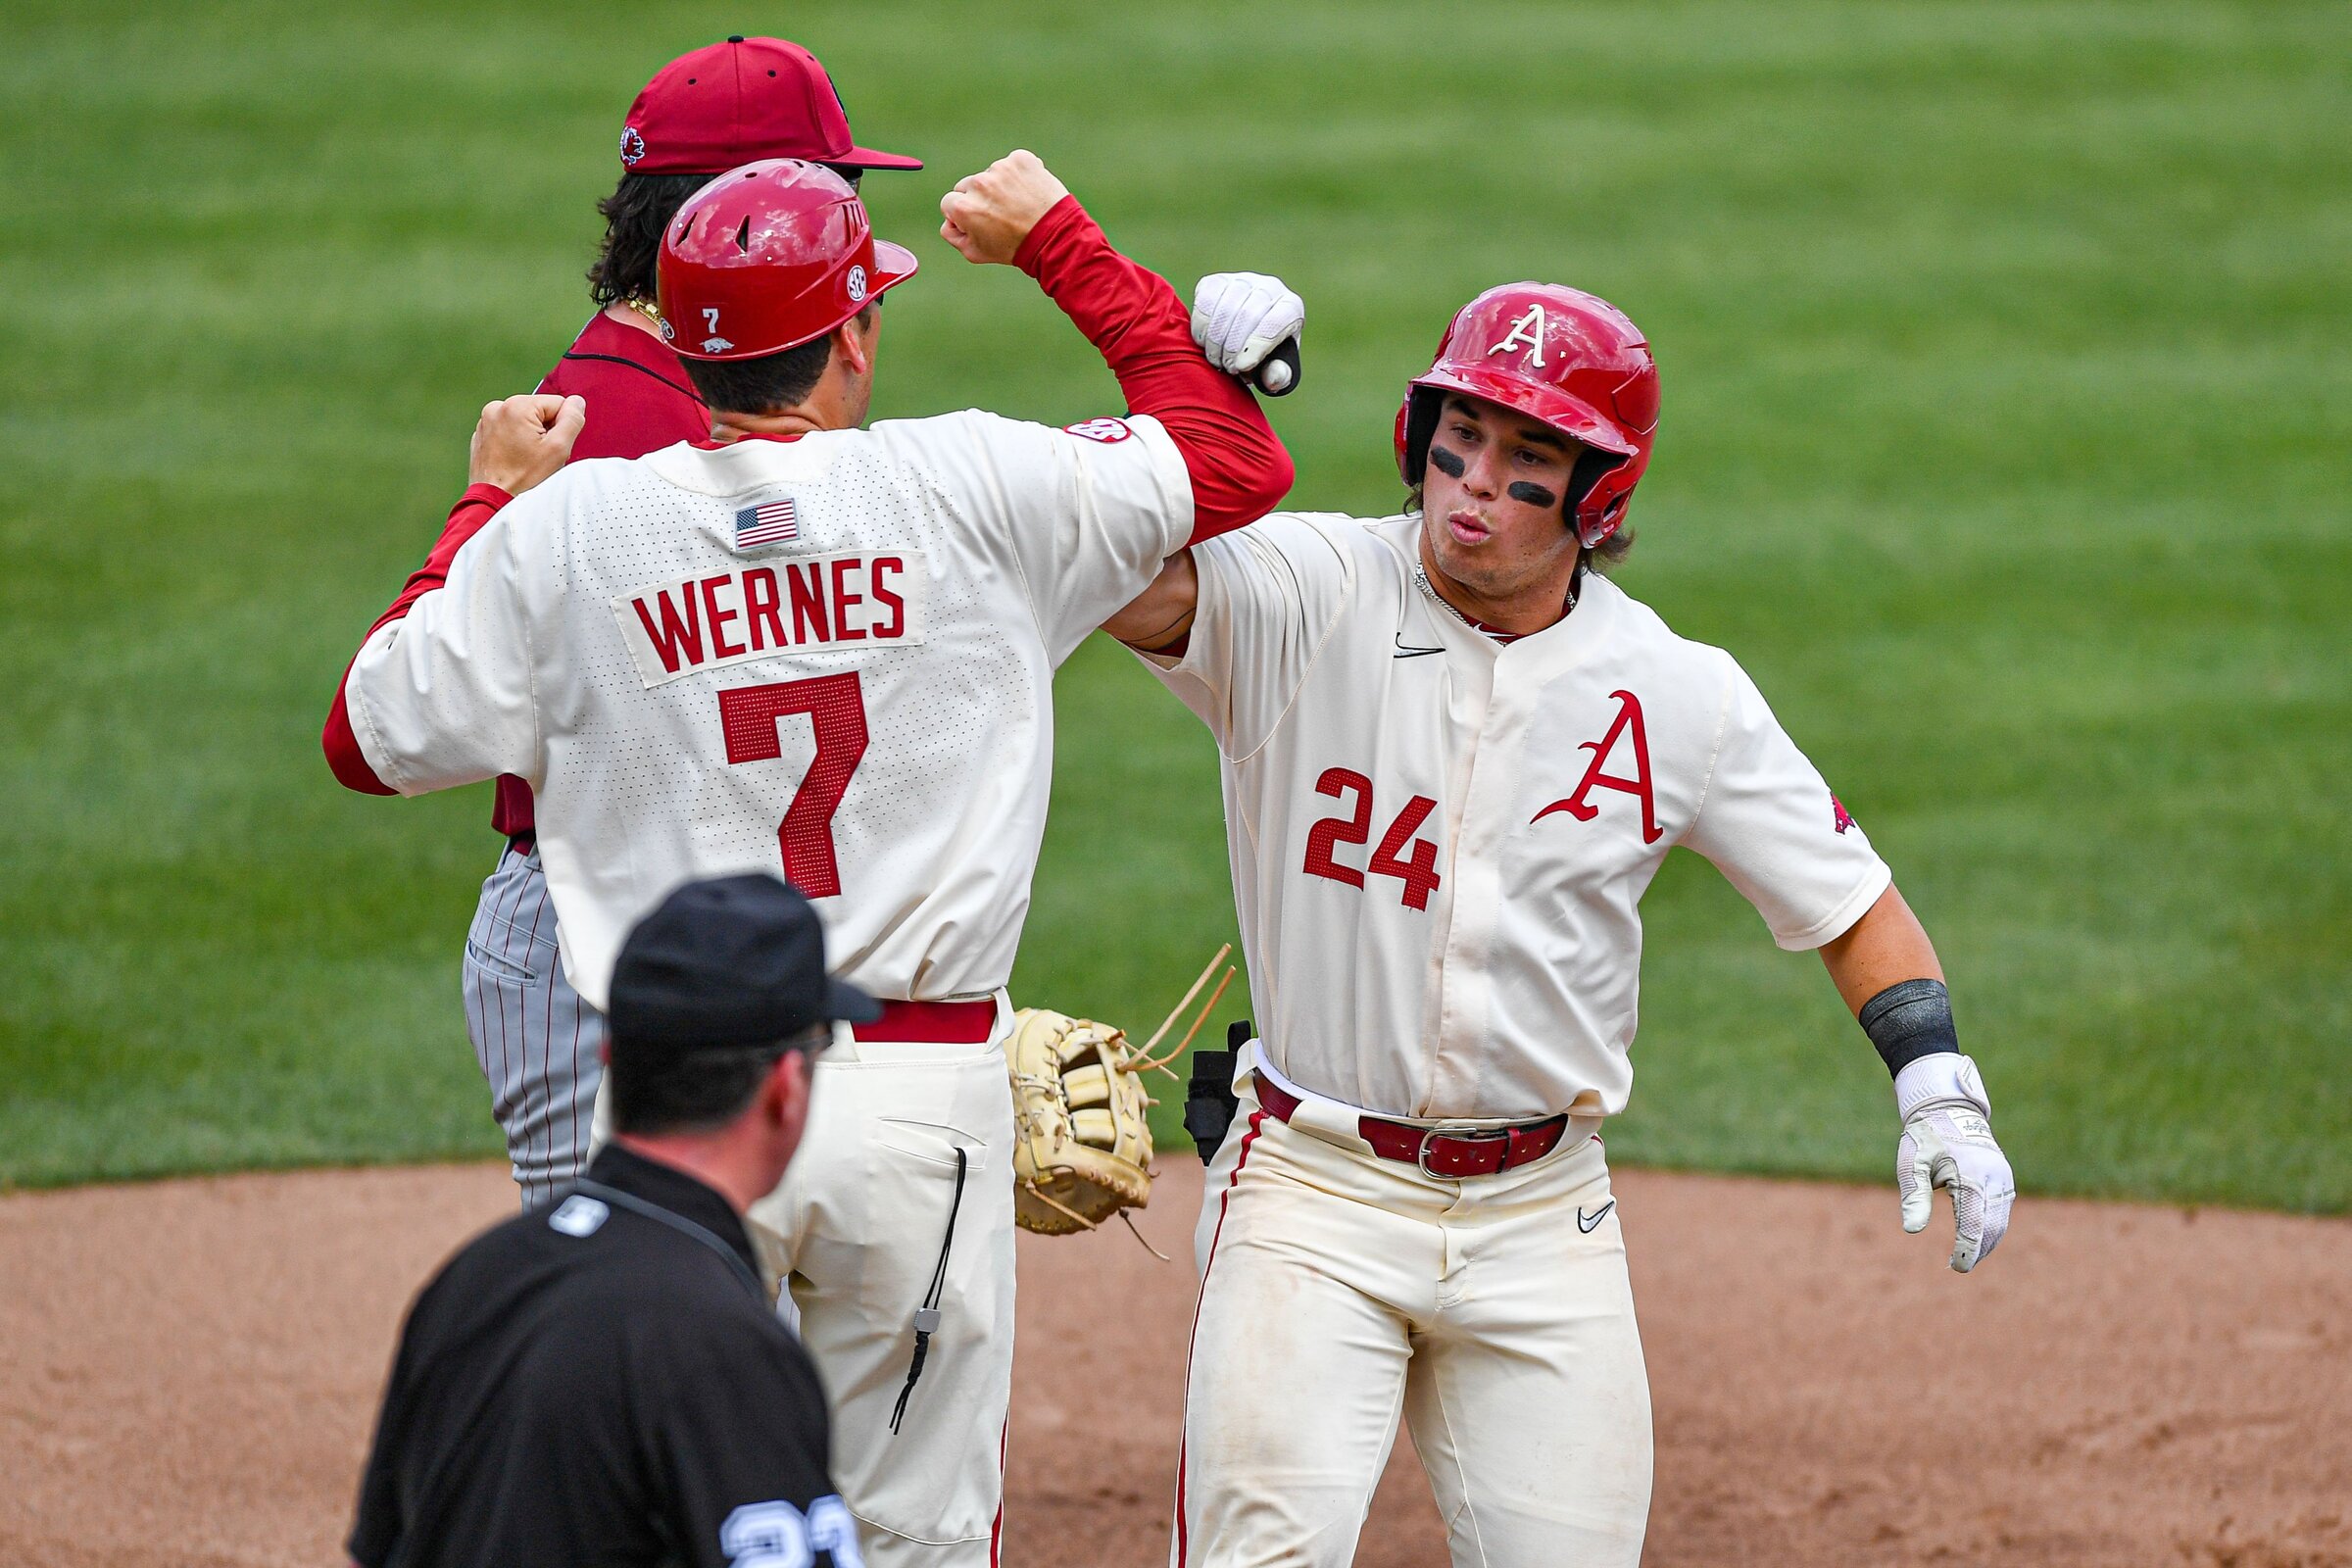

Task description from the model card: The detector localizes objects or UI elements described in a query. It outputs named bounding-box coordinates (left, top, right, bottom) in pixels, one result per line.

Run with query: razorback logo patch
left=1832, top=795, right=1855, bottom=835
left=1063, top=417, right=1132, bottom=444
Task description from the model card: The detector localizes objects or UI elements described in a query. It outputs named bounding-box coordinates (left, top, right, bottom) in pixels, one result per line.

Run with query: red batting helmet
left=657, top=160, right=918, bottom=361
left=1395, top=283, right=1659, bottom=549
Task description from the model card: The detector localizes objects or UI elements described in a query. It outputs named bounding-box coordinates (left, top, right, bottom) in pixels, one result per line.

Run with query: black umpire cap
left=608, top=873, right=882, bottom=1054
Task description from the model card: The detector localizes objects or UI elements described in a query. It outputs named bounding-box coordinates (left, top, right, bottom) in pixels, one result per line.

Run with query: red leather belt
left=1250, top=1072, right=1571, bottom=1179
left=853, top=998, right=998, bottom=1044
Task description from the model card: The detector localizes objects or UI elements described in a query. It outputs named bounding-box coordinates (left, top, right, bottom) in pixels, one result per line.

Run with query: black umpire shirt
left=350, top=1144, right=852, bottom=1568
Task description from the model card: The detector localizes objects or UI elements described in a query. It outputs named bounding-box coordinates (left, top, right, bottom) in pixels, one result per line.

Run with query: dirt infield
left=1, top=1159, right=2345, bottom=1568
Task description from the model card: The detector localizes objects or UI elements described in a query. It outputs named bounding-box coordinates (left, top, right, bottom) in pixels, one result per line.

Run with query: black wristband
left=1858, top=978, right=1960, bottom=1078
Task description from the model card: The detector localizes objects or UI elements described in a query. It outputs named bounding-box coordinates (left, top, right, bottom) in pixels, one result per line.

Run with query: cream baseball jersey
left=342, top=411, right=1193, bottom=1011
left=1142, top=511, right=1889, bottom=1121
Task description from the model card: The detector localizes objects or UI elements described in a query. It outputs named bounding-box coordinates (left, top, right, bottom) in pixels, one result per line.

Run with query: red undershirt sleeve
left=1015, top=197, right=1292, bottom=545
left=321, top=483, right=513, bottom=794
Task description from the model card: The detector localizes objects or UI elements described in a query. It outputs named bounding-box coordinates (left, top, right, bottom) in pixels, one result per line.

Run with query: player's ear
left=767, top=1047, right=812, bottom=1126
left=835, top=306, right=879, bottom=379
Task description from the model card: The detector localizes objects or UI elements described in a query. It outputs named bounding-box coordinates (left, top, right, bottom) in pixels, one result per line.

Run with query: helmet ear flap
left=1566, top=446, right=1626, bottom=546
left=1397, top=388, right=1444, bottom=487
left=1578, top=495, right=1626, bottom=551
left=1564, top=446, right=1621, bottom=515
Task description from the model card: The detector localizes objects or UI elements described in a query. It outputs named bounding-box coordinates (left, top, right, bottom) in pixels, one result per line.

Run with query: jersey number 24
left=718, top=672, right=868, bottom=898
left=1301, top=766, right=1442, bottom=910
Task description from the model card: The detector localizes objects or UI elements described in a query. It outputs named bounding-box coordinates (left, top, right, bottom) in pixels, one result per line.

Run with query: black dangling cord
left=890, top=1146, right=968, bottom=1434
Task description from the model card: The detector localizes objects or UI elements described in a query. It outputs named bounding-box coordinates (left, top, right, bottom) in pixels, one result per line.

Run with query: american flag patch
left=733, top=499, right=799, bottom=549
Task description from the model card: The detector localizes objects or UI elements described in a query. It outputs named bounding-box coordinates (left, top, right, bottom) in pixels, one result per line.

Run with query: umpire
left=348, top=874, right=882, bottom=1568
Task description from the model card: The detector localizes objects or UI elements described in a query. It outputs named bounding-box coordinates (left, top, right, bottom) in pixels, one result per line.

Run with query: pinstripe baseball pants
left=462, top=846, right=602, bottom=1209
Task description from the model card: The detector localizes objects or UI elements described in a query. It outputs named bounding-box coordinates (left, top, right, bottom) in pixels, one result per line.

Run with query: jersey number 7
left=718, top=672, right=869, bottom=898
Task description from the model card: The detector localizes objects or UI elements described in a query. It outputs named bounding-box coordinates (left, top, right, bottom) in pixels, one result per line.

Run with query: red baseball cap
left=619, top=36, right=922, bottom=175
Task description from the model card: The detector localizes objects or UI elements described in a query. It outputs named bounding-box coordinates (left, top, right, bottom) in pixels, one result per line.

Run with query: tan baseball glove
left=1004, top=1008, right=1157, bottom=1234
left=1004, top=951, right=1238, bottom=1239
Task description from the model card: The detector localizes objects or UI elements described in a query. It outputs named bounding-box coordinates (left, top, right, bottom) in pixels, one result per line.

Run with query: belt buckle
left=1416, top=1125, right=1511, bottom=1179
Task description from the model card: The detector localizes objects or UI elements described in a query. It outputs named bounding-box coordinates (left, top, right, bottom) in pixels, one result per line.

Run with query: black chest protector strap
left=568, top=1180, right=766, bottom=1307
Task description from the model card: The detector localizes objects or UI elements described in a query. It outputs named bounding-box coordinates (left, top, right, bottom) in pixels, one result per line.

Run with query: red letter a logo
left=1533, top=689, right=1662, bottom=844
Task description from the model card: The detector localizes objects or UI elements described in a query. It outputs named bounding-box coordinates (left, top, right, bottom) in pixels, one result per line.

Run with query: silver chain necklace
left=1413, top=565, right=1578, bottom=635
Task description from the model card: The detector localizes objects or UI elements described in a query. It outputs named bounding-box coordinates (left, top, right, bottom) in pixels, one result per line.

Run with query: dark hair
left=587, top=165, right=866, bottom=309
left=587, top=172, right=715, bottom=307
left=680, top=303, right=876, bottom=415
left=1585, top=525, right=1635, bottom=573
left=609, top=1035, right=811, bottom=1136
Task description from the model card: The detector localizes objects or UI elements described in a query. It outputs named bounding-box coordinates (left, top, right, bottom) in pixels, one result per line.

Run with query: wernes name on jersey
left=340, top=408, right=1204, bottom=1011
left=611, top=551, right=926, bottom=688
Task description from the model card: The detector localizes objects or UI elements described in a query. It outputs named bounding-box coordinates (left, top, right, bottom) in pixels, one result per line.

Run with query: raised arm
left=940, top=153, right=1292, bottom=544
left=1101, top=270, right=1310, bottom=648
left=320, top=395, right=583, bottom=793
left=1102, top=550, right=1199, bottom=651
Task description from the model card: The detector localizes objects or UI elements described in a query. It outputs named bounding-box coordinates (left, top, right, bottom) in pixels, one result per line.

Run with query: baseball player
left=322, top=155, right=1293, bottom=1565
left=435, top=35, right=920, bottom=1208
left=1107, top=279, right=2019, bottom=1566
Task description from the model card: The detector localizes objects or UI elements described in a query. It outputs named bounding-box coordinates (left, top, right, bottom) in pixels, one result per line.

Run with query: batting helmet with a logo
left=656, top=159, right=918, bottom=361
left=1394, top=283, right=1659, bottom=548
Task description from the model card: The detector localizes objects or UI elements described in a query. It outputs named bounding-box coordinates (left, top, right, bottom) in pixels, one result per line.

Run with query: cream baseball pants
left=597, top=1023, right=1017, bottom=1568
left=1172, top=1081, right=1651, bottom=1568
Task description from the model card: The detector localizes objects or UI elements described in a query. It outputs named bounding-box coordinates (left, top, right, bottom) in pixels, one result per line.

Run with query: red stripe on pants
left=1173, top=1107, right=1266, bottom=1568
left=990, top=1417, right=1008, bottom=1566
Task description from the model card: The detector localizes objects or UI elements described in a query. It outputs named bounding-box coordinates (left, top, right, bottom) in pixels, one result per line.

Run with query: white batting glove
left=1894, top=1054, right=2015, bottom=1273
left=1191, top=271, right=1304, bottom=377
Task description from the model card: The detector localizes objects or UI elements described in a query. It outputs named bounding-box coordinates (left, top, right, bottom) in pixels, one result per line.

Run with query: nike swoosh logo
left=1394, top=633, right=1444, bottom=659
left=1577, top=1200, right=1616, bottom=1233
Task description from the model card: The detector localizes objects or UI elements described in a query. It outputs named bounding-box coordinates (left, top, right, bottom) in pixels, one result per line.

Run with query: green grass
left=2, top=0, right=2345, bottom=1208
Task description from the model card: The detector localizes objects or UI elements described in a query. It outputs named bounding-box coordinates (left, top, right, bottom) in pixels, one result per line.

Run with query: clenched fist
left=939, top=151, right=1069, bottom=265
left=468, top=394, right=585, bottom=495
